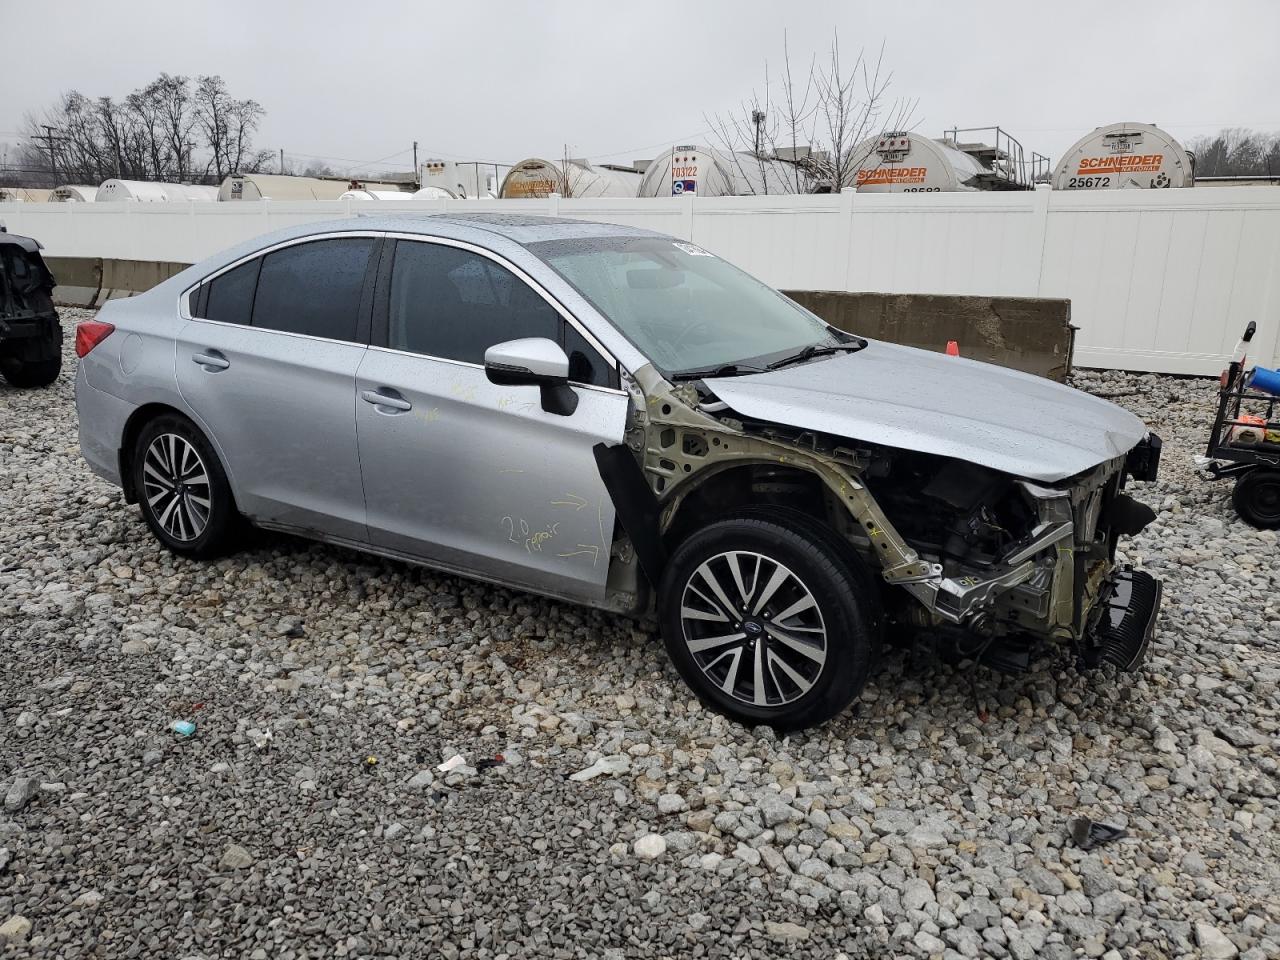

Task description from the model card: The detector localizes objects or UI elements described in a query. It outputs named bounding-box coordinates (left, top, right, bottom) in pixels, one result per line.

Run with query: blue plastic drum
left=1247, top=366, right=1280, bottom=396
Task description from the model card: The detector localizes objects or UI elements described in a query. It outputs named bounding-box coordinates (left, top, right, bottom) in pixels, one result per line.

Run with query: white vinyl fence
left=3, top=187, right=1279, bottom=373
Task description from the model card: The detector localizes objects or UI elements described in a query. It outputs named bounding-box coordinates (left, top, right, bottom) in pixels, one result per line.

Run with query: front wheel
left=657, top=511, right=881, bottom=730
left=1233, top=468, right=1280, bottom=529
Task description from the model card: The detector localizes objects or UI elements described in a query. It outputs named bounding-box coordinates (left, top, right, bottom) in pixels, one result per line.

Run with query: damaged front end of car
left=599, top=361, right=1163, bottom=674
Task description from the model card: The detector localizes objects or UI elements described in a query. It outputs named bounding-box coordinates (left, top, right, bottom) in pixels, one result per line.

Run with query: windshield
left=527, top=235, right=843, bottom=377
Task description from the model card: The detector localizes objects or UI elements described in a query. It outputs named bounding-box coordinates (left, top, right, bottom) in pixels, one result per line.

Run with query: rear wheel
left=132, top=414, right=240, bottom=557
left=658, top=510, right=881, bottom=730
left=1233, top=468, right=1280, bottom=529
left=0, top=355, right=61, bottom=388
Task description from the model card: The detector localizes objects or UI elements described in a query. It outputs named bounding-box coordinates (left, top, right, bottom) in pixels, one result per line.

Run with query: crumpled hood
left=703, top=340, right=1148, bottom=482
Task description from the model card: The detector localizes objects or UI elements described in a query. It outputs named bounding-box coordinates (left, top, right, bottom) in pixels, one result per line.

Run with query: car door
left=176, top=233, right=380, bottom=542
left=354, top=235, right=629, bottom=603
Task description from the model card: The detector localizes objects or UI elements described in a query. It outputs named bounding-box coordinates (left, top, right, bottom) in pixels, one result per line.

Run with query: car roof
left=348, top=212, right=665, bottom=247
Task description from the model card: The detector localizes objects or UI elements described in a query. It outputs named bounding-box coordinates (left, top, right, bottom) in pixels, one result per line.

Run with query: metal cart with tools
left=1203, top=322, right=1280, bottom=529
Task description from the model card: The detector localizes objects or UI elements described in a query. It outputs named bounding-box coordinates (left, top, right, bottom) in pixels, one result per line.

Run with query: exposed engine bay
left=599, top=362, right=1162, bottom=672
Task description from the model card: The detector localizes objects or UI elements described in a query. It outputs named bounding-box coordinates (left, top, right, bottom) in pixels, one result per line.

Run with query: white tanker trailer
left=420, top=160, right=508, bottom=199
left=49, top=185, right=98, bottom=202
left=412, top=186, right=455, bottom=200
left=849, top=132, right=991, bottom=192
left=636, top=145, right=800, bottom=197
left=848, top=128, right=1044, bottom=193
left=0, top=188, right=51, bottom=203
left=338, top=189, right=413, bottom=200
left=499, top=158, right=642, bottom=199
left=96, top=180, right=220, bottom=202
left=1051, top=122, right=1194, bottom=190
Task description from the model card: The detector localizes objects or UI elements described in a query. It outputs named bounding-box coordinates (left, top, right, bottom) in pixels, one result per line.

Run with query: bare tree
left=1188, top=128, right=1280, bottom=178
left=11, top=74, right=272, bottom=188
left=554, top=145, right=584, bottom=197
left=706, top=31, right=917, bottom=194
left=194, top=76, right=271, bottom=179
left=148, top=74, right=200, bottom=181
left=813, top=38, right=917, bottom=191
left=193, top=76, right=231, bottom=179
left=226, top=96, right=271, bottom=175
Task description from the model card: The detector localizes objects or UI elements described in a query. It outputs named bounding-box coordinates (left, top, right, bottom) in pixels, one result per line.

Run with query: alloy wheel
left=679, top=550, right=828, bottom=708
left=142, top=433, right=211, bottom=542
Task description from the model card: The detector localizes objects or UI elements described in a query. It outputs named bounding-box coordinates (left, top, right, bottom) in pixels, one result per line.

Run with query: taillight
left=75, top=320, right=115, bottom=358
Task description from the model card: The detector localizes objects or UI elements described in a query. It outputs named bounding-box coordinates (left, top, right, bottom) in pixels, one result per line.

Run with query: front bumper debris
left=1125, top=432, right=1162, bottom=482
left=1083, top=566, right=1163, bottom=670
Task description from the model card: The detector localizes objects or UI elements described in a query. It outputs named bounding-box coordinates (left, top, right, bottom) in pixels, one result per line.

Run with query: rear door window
left=198, top=258, right=260, bottom=326
left=251, top=237, right=375, bottom=342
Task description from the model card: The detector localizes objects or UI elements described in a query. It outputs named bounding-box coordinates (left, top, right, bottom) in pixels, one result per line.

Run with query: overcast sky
left=2, top=0, right=1278, bottom=176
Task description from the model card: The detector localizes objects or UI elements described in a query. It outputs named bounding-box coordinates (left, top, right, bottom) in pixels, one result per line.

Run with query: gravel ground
left=2, top=307, right=1278, bottom=959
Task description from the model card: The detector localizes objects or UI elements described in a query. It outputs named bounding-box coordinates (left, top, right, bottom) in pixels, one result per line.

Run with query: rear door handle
left=361, top=388, right=412, bottom=412
left=192, top=351, right=230, bottom=371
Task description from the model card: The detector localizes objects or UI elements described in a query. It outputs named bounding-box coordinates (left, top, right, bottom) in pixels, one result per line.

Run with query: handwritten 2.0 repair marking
left=500, top=516, right=560, bottom=553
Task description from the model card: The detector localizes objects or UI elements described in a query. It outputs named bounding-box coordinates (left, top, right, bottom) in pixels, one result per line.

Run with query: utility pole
left=279, top=148, right=285, bottom=175
left=412, top=140, right=419, bottom=188
left=34, top=125, right=69, bottom=184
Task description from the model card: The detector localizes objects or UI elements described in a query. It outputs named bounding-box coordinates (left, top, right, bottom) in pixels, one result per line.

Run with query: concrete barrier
left=45, top=256, right=189, bottom=308
left=783, top=290, right=1075, bottom=381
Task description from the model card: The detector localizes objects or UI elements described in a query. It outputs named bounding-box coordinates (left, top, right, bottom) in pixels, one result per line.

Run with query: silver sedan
left=76, top=214, right=1161, bottom=729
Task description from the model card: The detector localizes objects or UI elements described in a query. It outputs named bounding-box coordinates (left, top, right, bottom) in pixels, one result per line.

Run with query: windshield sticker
left=672, top=241, right=712, bottom=257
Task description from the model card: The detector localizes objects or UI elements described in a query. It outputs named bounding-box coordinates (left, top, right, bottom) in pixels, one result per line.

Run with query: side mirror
left=484, top=337, right=578, bottom=416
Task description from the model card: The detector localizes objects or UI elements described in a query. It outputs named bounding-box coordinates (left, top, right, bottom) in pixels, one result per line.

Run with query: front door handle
left=192, top=351, right=230, bottom=371
left=361, top=388, right=412, bottom=412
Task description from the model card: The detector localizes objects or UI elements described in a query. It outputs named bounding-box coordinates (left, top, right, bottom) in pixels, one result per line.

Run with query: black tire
left=132, top=414, right=241, bottom=558
left=658, top=509, right=882, bottom=730
left=1233, top=468, right=1280, bottom=530
left=0, top=355, right=61, bottom=388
